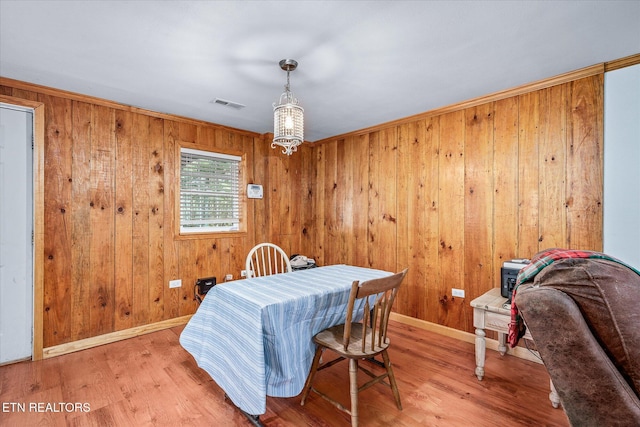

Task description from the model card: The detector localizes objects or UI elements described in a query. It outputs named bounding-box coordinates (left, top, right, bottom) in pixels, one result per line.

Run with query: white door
left=0, top=104, right=33, bottom=364
left=604, top=63, right=640, bottom=269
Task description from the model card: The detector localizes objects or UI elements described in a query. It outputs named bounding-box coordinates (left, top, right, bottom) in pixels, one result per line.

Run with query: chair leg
left=300, top=346, right=323, bottom=405
left=349, top=358, right=359, bottom=427
left=382, top=349, right=402, bottom=410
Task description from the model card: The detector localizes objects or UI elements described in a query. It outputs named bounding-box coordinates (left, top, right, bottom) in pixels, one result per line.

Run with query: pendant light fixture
left=272, top=59, right=304, bottom=155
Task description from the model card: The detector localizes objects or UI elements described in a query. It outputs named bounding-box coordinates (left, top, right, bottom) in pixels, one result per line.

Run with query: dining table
left=179, top=264, right=393, bottom=421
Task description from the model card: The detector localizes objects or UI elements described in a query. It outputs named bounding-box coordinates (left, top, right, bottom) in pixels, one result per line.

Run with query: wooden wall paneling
left=148, top=117, right=165, bottom=323
left=277, top=153, right=297, bottom=255
left=351, top=134, right=370, bottom=268
left=331, top=139, right=345, bottom=262
left=336, top=139, right=351, bottom=264
left=178, top=122, right=197, bottom=145
left=213, top=238, right=229, bottom=289
left=396, top=126, right=411, bottom=315
left=177, top=239, right=197, bottom=316
left=279, top=152, right=299, bottom=253
left=252, top=135, right=270, bottom=247
left=197, top=126, right=216, bottom=148
left=215, top=126, right=238, bottom=150
left=298, top=144, right=315, bottom=259
left=70, top=100, right=93, bottom=341
left=367, top=128, right=398, bottom=272
left=263, top=141, right=305, bottom=256
left=41, top=94, right=73, bottom=347
left=162, top=120, right=179, bottom=320
left=227, top=127, right=242, bottom=149
left=11, top=88, right=39, bottom=102
left=367, top=133, right=380, bottom=269
left=538, top=85, right=568, bottom=250
left=1, top=66, right=608, bottom=350
left=517, top=92, right=542, bottom=258
left=131, top=114, right=151, bottom=327
left=291, top=152, right=305, bottom=252
left=397, top=119, right=437, bottom=318
left=293, top=151, right=308, bottom=255
left=266, top=151, right=280, bottom=246
left=312, top=144, right=326, bottom=265
left=566, top=75, right=604, bottom=251
left=223, top=127, right=240, bottom=149
left=114, top=110, right=134, bottom=331
left=421, top=118, right=440, bottom=320
left=462, top=104, right=494, bottom=331
left=88, top=104, right=116, bottom=337
left=267, top=152, right=283, bottom=244
left=240, top=134, right=256, bottom=269
left=229, top=236, right=245, bottom=280
left=437, top=111, right=465, bottom=326
left=492, top=97, right=520, bottom=287
left=322, top=141, right=338, bottom=265
left=215, top=238, right=234, bottom=282
left=277, top=223, right=296, bottom=259
left=176, top=237, right=195, bottom=313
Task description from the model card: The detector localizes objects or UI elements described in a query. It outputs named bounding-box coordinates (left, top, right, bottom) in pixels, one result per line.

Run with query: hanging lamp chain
left=285, top=69, right=291, bottom=94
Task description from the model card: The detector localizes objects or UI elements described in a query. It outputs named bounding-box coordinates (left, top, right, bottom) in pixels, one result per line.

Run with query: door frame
left=0, top=95, right=44, bottom=360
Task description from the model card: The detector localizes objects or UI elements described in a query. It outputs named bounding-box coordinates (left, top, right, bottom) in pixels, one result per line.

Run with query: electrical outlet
left=169, top=279, right=182, bottom=288
left=225, top=274, right=233, bottom=281
left=241, top=270, right=247, bottom=277
left=452, top=288, right=465, bottom=298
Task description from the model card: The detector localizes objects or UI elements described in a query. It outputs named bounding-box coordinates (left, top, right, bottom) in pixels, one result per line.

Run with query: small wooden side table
left=471, top=288, right=560, bottom=408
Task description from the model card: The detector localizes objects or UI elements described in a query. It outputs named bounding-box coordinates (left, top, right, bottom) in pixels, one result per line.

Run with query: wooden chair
left=300, top=268, right=408, bottom=427
left=245, top=243, right=292, bottom=278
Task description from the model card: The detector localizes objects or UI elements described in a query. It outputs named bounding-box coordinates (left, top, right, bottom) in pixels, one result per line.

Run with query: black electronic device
left=196, top=276, right=216, bottom=296
left=500, top=267, right=519, bottom=299
left=500, top=259, right=530, bottom=299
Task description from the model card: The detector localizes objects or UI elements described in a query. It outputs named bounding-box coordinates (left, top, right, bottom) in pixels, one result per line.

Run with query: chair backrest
left=245, top=243, right=292, bottom=278
left=343, top=268, right=408, bottom=352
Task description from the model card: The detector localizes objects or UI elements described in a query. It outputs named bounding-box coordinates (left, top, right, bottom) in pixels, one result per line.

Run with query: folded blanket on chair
left=508, top=248, right=640, bottom=348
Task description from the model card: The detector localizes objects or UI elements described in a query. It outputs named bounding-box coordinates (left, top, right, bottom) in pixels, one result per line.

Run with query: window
left=179, top=147, right=242, bottom=234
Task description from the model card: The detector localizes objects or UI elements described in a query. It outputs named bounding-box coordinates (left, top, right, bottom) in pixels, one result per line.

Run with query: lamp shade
left=272, top=59, right=304, bottom=155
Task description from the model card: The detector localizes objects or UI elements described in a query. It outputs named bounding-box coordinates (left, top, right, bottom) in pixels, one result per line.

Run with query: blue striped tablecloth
left=179, top=264, right=393, bottom=415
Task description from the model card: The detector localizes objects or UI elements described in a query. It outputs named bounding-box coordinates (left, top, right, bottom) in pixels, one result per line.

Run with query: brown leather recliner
left=515, top=258, right=640, bottom=427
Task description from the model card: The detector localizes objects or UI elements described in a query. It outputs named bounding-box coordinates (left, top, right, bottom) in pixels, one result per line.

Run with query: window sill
left=174, top=230, right=248, bottom=240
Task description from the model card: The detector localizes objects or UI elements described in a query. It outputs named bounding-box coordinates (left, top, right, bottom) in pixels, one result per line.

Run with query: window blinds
left=180, top=148, right=241, bottom=233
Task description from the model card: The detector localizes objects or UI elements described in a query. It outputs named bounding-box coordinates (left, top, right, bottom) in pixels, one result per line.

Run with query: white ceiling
left=1, top=1, right=639, bottom=142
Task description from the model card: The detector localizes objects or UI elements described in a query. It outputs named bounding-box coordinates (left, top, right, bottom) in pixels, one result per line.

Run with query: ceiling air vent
left=211, top=98, right=246, bottom=110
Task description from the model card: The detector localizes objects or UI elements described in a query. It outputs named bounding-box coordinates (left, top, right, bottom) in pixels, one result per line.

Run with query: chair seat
left=314, top=323, right=390, bottom=358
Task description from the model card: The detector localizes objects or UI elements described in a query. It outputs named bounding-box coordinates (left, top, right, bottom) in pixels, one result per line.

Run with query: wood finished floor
left=0, top=321, right=569, bottom=426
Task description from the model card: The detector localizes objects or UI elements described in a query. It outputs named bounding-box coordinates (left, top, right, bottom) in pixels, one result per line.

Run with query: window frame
left=175, top=143, right=247, bottom=239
